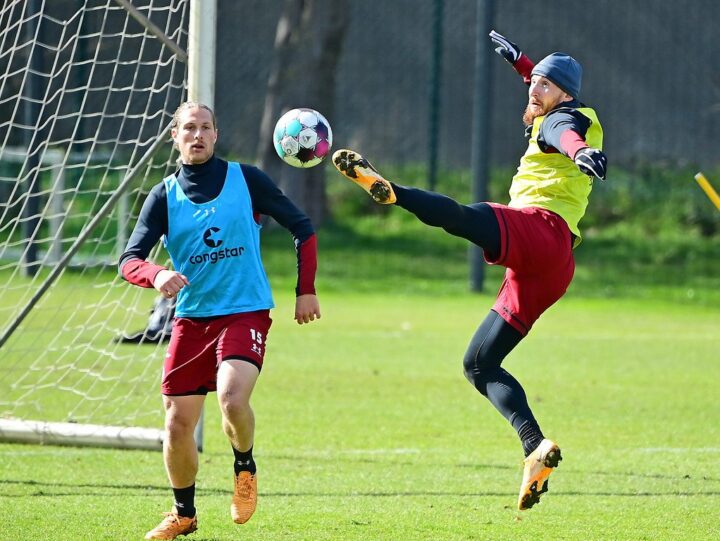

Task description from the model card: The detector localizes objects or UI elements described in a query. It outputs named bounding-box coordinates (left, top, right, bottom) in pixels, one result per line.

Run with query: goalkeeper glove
left=574, top=148, right=608, bottom=180
left=489, top=30, right=521, bottom=64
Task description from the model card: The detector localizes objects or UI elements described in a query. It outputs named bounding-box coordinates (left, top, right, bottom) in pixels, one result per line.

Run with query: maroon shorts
left=161, top=310, right=272, bottom=395
left=485, top=205, right=575, bottom=336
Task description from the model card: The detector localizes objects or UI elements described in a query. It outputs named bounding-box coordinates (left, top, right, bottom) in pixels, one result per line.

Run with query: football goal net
left=0, top=0, right=213, bottom=450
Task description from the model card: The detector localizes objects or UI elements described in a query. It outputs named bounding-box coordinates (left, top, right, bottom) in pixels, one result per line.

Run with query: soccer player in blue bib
left=332, top=31, right=607, bottom=511
left=120, top=102, right=321, bottom=539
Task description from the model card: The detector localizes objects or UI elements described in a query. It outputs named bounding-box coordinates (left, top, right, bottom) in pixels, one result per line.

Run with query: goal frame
left=0, top=0, right=216, bottom=451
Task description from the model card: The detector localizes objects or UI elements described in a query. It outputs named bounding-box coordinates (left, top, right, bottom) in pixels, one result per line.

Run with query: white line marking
left=639, top=447, right=720, bottom=453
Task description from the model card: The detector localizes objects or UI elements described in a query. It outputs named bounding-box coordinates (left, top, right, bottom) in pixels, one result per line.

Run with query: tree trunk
left=256, top=0, right=350, bottom=226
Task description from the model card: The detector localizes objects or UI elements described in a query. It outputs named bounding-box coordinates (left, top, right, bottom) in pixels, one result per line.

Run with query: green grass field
left=2, top=204, right=719, bottom=540
left=2, top=283, right=719, bottom=540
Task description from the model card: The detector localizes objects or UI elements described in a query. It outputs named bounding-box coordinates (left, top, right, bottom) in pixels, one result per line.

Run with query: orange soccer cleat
left=144, top=508, right=197, bottom=540
left=517, top=438, right=562, bottom=510
left=231, top=471, right=258, bottom=524
left=332, top=149, right=397, bottom=204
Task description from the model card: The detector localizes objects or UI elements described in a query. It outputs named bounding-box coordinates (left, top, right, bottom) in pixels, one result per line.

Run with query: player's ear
left=170, top=129, right=177, bottom=149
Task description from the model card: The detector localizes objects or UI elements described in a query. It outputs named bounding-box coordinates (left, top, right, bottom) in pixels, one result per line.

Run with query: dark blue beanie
left=531, top=52, right=582, bottom=99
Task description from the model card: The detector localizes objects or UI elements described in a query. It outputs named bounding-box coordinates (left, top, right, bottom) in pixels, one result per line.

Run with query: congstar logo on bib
left=203, top=227, right=223, bottom=248
left=190, top=227, right=245, bottom=265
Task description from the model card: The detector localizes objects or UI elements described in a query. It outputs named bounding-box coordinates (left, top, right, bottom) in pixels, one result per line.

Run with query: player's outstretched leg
left=332, top=149, right=397, bottom=204
left=517, top=439, right=562, bottom=510
left=144, top=508, right=197, bottom=540
left=231, top=471, right=257, bottom=524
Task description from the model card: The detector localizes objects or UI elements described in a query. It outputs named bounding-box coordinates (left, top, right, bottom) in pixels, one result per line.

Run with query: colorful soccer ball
left=273, top=108, right=333, bottom=168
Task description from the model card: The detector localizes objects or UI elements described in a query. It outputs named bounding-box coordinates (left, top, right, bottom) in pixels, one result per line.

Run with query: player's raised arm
left=489, top=29, right=534, bottom=84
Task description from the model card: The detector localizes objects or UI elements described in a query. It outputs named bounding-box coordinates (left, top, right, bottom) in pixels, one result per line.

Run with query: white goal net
left=0, top=0, right=190, bottom=448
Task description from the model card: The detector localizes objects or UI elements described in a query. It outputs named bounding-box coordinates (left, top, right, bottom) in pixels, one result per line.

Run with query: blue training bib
left=163, top=162, right=274, bottom=317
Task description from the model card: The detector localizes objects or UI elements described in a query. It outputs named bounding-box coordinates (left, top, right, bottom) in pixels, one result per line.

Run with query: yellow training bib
left=509, top=107, right=603, bottom=246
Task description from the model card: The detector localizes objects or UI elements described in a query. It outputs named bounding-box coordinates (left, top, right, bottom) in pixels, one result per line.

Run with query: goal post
left=185, top=0, right=217, bottom=452
left=0, top=0, right=214, bottom=451
left=0, top=418, right=164, bottom=451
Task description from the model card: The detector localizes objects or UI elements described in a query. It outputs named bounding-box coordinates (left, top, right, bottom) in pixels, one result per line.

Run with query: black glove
left=489, top=30, right=521, bottom=64
left=574, top=148, right=608, bottom=180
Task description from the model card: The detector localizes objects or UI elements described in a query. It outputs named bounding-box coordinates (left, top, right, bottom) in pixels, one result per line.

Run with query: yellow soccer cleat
left=332, top=149, right=397, bottom=204
left=231, top=471, right=257, bottom=524
left=517, top=438, right=562, bottom=510
left=144, top=508, right=197, bottom=540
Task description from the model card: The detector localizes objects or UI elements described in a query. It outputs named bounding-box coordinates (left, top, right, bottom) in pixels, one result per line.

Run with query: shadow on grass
left=3, top=453, right=718, bottom=499
left=2, top=477, right=719, bottom=499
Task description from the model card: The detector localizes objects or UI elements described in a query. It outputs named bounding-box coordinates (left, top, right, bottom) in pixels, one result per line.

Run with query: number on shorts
left=250, top=328, right=263, bottom=344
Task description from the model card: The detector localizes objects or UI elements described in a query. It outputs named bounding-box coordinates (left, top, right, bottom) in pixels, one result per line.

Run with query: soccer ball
left=273, top=108, right=333, bottom=168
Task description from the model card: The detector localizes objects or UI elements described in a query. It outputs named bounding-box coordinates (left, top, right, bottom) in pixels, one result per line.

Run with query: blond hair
left=171, top=101, right=217, bottom=130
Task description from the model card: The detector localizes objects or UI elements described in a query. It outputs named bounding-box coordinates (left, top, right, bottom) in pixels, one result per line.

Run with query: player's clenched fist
left=574, top=147, right=608, bottom=180
left=153, top=269, right=190, bottom=298
left=294, top=294, right=321, bottom=325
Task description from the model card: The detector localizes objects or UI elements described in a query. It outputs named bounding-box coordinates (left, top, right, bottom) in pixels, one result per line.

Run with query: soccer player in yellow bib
left=332, top=30, right=607, bottom=510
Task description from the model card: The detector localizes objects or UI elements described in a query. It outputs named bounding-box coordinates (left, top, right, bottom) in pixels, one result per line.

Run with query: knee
left=164, top=413, right=196, bottom=442
left=462, top=346, right=482, bottom=383
left=218, top=388, right=251, bottom=419
left=462, top=345, right=494, bottom=393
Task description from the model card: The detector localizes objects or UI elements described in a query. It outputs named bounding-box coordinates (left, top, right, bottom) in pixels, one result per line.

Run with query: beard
left=523, top=102, right=550, bottom=126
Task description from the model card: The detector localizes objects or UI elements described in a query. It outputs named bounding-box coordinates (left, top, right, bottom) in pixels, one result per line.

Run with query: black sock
left=518, top=420, right=545, bottom=457
left=232, top=445, right=256, bottom=475
left=172, top=484, right=196, bottom=518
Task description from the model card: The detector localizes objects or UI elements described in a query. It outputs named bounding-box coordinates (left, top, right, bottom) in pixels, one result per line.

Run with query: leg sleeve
left=462, top=310, right=542, bottom=438
left=393, top=184, right=501, bottom=260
